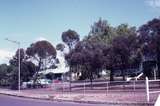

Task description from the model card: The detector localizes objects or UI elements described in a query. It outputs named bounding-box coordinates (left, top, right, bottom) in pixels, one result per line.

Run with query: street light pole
left=18, top=42, right=20, bottom=92
left=5, top=38, right=21, bottom=92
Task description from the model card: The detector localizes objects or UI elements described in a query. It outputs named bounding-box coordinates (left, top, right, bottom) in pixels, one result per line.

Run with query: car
left=22, top=79, right=52, bottom=89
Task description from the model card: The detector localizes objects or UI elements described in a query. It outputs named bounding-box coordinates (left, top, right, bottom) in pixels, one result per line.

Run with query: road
left=0, top=94, right=109, bottom=106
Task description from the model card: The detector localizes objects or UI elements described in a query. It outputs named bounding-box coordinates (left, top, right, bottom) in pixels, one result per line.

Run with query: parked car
left=22, top=79, right=52, bottom=89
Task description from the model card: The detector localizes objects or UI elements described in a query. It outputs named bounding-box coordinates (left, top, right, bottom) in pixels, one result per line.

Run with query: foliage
left=62, top=29, right=80, bottom=50
left=8, top=49, right=36, bottom=89
left=65, top=40, right=105, bottom=87
left=26, top=40, right=56, bottom=86
left=0, top=64, right=11, bottom=86
left=138, top=18, right=160, bottom=78
left=26, top=40, right=56, bottom=70
left=1, top=17, right=160, bottom=90
left=56, top=43, right=65, bottom=51
left=85, top=18, right=117, bottom=44
left=84, top=21, right=140, bottom=81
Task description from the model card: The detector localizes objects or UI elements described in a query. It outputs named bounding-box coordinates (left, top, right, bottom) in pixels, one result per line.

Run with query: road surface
left=0, top=94, right=109, bottom=106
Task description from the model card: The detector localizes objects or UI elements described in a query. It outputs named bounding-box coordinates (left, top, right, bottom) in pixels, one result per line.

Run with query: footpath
left=0, top=88, right=156, bottom=106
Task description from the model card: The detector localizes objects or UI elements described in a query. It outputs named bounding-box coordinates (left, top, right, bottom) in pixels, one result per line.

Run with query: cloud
left=0, top=49, right=13, bottom=64
left=146, top=0, right=160, bottom=8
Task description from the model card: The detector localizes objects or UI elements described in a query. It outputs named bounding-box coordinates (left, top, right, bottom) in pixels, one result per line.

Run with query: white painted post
left=106, top=82, right=109, bottom=96
left=133, top=80, right=136, bottom=91
left=154, top=68, right=156, bottom=80
left=83, top=81, right=85, bottom=96
left=154, top=95, right=160, bottom=106
left=146, top=77, right=150, bottom=102
left=62, top=81, right=64, bottom=97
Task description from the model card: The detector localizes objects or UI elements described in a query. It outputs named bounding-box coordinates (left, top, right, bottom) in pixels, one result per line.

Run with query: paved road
left=0, top=94, right=109, bottom=106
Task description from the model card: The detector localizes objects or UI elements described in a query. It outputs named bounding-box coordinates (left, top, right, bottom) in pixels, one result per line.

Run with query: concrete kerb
left=0, top=91, right=154, bottom=106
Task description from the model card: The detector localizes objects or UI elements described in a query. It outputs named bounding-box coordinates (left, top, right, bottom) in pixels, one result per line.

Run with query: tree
left=112, top=35, right=130, bottom=80
left=26, top=40, right=56, bottom=86
left=9, top=48, right=25, bottom=89
left=89, top=18, right=109, bottom=36
left=138, top=18, right=160, bottom=78
left=62, top=29, right=80, bottom=50
left=9, top=48, right=25, bottom=66
left=86, top=18, right=116, bottom=44
left=116, top=24, right=136, bottom=37
left=56, top=43, right=65, bottom=51
left=107, top=24, right=139, bottom=81
left=62, top=29, right=80, bottom=91
left=0, top=64, right=10, bottom=86
left=9, top=48, right=36, bottom=89
left=8, top=65, right=19, bottom=90
left=0, top=48, right=36, bottom=89
left=66, top=40, right=104, bottom=88
left=84, top=18, right=117, bottom=81
left=20, top=61, right=36, bottom=82
left=102, top=46, right=115, bottom=81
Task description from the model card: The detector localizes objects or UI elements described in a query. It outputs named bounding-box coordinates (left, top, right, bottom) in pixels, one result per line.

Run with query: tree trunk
left=90, top=71, right=93, bottom=90
left=157, top=51, right=160, bottom=79
left=69, top=66, right=72, bottom=92
left=33, top=59, right=41, bottom=88
left=122, top=69, right=125, bottom=81
left=121, top=55, right=126, bottom=81
left=110, top=69, right=114, bottom=81
left=90, top=77, right=93, bottom=90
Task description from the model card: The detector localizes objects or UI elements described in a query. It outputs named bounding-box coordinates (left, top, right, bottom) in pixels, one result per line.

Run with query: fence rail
left=145, top=77, right=160, bottom=102
left=50, top=79, right=148, bottom=95
left=48, top=78, right=160, bottom=103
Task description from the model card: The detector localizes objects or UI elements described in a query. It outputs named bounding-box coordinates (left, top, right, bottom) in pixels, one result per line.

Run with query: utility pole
left=5, top=38, right=21, bottom=92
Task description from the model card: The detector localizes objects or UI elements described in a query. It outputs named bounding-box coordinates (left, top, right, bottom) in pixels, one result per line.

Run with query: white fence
left=50, top=80, right=141, bottom=96
left=145, top=77, right=160, bottom=102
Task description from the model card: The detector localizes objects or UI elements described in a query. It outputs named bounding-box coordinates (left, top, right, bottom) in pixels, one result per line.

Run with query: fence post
left=62, top=81, right=64, bottom=97
left=154, top=68, right=156, bottom=80
left=83, top=81, right=86, bottom=96
left=53, top=81, right=55, bottom=90
left=133, top=80, right=136, bottom=91
left=146, top=77, right=149, bottom=102
left=106, top=82, right=109, bottom=96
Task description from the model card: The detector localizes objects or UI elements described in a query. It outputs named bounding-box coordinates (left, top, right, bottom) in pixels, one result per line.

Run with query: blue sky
left=0, top=0, right=160, bottom=63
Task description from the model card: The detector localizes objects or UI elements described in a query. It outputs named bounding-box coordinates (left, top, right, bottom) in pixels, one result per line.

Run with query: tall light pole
left=5, top=38, right=21, bottom=92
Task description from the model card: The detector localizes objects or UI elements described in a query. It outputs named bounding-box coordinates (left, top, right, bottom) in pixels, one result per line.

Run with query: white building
left=39, top=49, right=69, bottom=80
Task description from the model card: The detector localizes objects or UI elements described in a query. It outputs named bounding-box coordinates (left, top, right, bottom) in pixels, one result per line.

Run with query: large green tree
left=66, top=40, right=104, bottom=88
left=86, top=22, right=139, bottom=81
left=0, top=64, right=10, bottom=86
left=138, top=18, right=160, bottom=78
left=26, top=40, right=56, bottom=86
left=9, top=48, right=36, bottom=89
left=108, top=24, right=139, bottom=81
left=62, top=29, right=80, bottom=50
left=86, top=18, right=116, bottom=44
left=62, top=29, right=80, bottom=91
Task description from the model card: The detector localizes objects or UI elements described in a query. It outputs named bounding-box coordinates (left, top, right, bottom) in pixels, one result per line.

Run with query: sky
left=0, top=0, right=160, bottom=64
